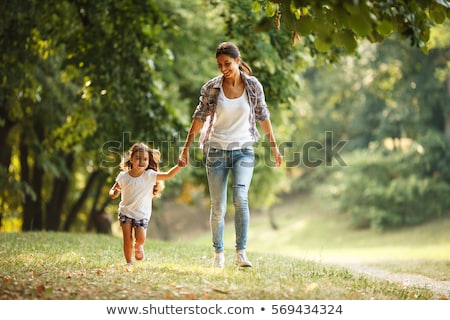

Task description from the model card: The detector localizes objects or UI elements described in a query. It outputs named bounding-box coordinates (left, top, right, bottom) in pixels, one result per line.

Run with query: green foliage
left=336, top=147, right=450, bottom=230
left=254, top=0, right=450, bottom=60
left=0, top=0, right=185, bottom=231
left=1, top=0, right=449, bottom=233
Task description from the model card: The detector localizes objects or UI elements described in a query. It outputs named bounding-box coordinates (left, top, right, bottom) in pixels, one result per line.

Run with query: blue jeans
left=206, top=147, right=255, bottom=253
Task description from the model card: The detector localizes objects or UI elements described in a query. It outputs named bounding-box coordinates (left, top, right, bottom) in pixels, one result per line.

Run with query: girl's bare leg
left=134, top=227, right=147, bottom=260
left=121, top=223, right=134, bottom=264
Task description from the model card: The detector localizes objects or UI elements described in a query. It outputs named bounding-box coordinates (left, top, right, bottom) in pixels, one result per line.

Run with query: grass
left=188, top=190, right=450, bottom=287
left=0, top=231, right=445, bottom=300
left=1, top=191, right=449, bottom=300
left=238, top=192, right=449, bottom=278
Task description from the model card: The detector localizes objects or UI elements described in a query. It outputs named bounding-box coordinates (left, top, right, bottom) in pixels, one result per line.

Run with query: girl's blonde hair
left=121, top=142, right=165, bottom=197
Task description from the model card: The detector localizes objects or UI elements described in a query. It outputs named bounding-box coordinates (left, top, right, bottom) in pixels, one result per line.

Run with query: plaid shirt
left=193, top=71, right=270, bottom=149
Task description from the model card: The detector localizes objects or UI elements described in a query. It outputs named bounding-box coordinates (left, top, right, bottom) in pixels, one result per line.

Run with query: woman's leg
left=231, top=148, right=254, bottom=252
left=206, top=148, right=229, bottom=254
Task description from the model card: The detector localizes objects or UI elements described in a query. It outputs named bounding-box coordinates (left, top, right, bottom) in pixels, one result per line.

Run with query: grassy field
left=1, top=192, right=449, bottom=300
left=242, top=192, right=450, bottom=280
left=0, top=189, right=450, bottom=300
left=0, top=232, right=444, bottom=300
left=189, top=191, right=450, bottom=281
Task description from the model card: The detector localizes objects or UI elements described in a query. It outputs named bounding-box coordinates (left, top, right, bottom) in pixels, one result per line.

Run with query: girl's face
left=130, top=150, right=149, bottom=170
left=217, top=54, right=240, bottom=79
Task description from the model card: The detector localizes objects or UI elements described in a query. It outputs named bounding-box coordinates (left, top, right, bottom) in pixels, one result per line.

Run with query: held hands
left=178, top=147, right=189, bottom=167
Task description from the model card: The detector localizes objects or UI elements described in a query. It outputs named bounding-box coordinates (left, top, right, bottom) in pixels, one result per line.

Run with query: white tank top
left=208, top=89, right=254, bottom=150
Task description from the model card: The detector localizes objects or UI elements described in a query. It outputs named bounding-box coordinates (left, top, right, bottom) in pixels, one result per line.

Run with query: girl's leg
left=134, top=227, right=147, bottom=260
left=121, top=223, right=134, bottom=264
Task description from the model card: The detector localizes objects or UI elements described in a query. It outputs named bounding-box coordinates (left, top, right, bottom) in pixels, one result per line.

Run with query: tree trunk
left=63, top=169, right=102, bottom=231
left=45, top=153, right=75, bottom=231
left=445, top=66, right=450, bottom=141
left=86, top=173, right=112, bottom=234
left=0, top=97, right=14, bottom=230
left=20, top=138, right=44, bottom=231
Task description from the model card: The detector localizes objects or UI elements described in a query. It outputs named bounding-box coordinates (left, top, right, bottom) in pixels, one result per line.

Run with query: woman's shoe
left=235, top=250, right=252, bottom=267
left=213, top=252, right=225, bottom=268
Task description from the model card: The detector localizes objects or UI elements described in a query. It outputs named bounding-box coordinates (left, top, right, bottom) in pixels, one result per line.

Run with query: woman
left=178, top=42, right=283, bottom=268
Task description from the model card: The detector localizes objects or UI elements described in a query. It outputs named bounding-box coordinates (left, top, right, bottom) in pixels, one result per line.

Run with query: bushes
left=335, top=137, right=450, bottom=230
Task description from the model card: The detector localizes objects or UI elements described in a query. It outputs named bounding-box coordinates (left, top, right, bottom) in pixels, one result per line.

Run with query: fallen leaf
left=36, top=284, right=45, bottom=294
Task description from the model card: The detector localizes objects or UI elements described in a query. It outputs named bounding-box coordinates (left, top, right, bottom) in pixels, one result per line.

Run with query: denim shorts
left=118, top=213, right=149, bottom=229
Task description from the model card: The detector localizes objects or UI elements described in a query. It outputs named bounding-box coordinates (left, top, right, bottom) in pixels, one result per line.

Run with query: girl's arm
left=109, top=182, right=121, bottom=199
left=157, top=164, right=182, bottom=181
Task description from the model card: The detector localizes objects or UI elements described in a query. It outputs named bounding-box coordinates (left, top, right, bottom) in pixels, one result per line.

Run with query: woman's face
left=217, top=54, right=240, bottom=79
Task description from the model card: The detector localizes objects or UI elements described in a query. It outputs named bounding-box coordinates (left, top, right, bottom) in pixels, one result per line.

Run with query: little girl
left=109, top=142, right=181, bottom=265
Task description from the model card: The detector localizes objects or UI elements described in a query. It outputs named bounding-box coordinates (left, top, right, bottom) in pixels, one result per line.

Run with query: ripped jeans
left=206, top=147, right=255, bottom=253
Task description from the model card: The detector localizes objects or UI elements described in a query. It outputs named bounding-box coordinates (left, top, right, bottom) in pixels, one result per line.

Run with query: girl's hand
left=178, top=147, right=189, bottom=167
left=109, top=185, right=121, bottom=199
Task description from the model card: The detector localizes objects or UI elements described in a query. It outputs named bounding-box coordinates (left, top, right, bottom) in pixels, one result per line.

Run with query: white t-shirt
left=116, top=169, right=157, bottom=220
left=208, top=89, right=254, bottom=150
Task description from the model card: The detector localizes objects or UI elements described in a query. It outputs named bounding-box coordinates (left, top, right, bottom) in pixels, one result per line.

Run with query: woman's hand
left=272, top=147, right=283, bottom=168
left=178, top=147, right=189, bottom=167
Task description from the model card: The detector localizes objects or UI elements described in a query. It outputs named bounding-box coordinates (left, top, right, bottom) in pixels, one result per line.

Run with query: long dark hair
left=216, top=42, right=252, bottom=75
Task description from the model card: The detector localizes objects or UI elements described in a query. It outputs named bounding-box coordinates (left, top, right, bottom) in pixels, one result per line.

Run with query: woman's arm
left=178, top=118, right=204, bottom=167
left=259, top=118, right=283, bottom=167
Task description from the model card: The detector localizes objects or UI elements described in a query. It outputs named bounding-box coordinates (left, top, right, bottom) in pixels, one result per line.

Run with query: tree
left=2, top=0, right=448, bottom=232
left=291, top=22, right=450, bottom=229
left=255, top=0, right=449, bottom=60
left=0, top=0, right=184, bottom=231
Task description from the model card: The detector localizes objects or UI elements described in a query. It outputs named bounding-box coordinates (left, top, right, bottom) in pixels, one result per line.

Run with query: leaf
left=376, top=19, right=394, bottom=36
left=295, top=15, right=314, bottom=35
left=349, top=15, right=373, bottom=37
left=265, top=2, right=279, bottom=17
left=333, top=30, right=357, bottom=53
left=252, top=1, right=262, bottom=12
left=36, top=284, right=46, bottom=294
left=429, top=5, right=447, bottom=24
left=315, top=35, right=332, bottom=52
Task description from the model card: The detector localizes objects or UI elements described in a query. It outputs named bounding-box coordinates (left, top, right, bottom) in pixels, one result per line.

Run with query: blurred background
left=1, top=0, right=449, bottom=242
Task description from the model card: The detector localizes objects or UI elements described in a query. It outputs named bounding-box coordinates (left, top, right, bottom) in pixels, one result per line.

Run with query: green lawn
left=189, top=192, right=450, bottom=281
left=1, top=191, right=449, bottom=300
left=0, top=232, right=443, bottom=300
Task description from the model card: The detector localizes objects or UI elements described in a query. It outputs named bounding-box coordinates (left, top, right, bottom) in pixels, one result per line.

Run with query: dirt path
left=327, top=261, right=450, bottom=298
